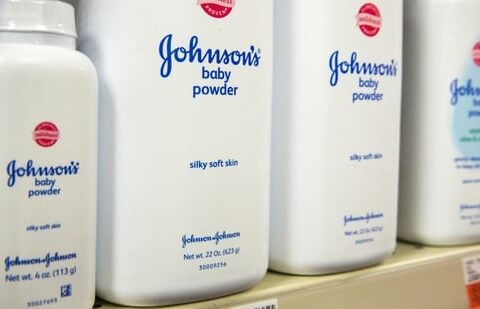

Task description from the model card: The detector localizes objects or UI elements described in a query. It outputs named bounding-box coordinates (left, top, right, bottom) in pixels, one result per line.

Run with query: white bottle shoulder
left=0, top=43, right=97, bottom=80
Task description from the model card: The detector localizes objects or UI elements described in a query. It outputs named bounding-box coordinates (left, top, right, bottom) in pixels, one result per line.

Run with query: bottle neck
left=0, top=32, right=75, bottom=49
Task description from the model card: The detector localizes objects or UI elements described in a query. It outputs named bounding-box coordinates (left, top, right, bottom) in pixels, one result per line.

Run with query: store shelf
left=96, top=242, right=480, bottom=308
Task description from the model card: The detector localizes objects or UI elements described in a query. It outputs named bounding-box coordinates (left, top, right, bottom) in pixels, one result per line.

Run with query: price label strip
left=232, top=298, right=278, bottom=309
left=463, top=255, right=480, bottom=309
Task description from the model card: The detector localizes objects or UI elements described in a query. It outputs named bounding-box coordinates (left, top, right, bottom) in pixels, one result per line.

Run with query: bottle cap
left=0, top=0, right=76, bottom=38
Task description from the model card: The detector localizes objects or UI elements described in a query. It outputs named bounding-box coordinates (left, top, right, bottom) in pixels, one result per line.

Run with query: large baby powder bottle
left=75, top=1, right=272, bottom=306
left=0, top=1, right=98, bottom=308
left=399, top=0, right=480, bottom=245
left=270, top=0, right=403, bottom=274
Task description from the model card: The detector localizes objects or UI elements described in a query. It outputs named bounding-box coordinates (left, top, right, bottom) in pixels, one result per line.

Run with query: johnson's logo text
left=159, top=34, right=261, bottom=78
left=329, top=50, right=398, bottom=86
left=6, top=160, right=80, bottom=187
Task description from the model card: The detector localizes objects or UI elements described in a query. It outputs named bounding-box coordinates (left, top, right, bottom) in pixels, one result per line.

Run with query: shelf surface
left=96, top=242, right=480, bottom=308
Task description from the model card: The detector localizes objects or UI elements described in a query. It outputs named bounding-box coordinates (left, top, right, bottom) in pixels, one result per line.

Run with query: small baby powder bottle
left=0, top=0, right=98, bottom=308
left=399, top=0, right=480, bottom=245
left=270, top=0, right=403, bottom=274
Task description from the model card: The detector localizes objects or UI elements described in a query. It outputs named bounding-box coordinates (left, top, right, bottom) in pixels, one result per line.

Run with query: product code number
left=27, top=298, right=58, bottom=307
left=199, top=261, right=227, bottom=271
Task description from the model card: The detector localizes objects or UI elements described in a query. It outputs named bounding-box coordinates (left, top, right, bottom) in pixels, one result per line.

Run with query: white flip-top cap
left=0, top=0, right=76, bottom=38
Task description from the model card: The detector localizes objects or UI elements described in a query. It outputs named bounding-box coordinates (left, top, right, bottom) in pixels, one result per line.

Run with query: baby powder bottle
left=270, top=0, right=403, bottom=274
left=0, top=1, right=98, bottom=308
left=399, top=0, right=480, bottom=245
left=75, top=1, right=272, bottom=306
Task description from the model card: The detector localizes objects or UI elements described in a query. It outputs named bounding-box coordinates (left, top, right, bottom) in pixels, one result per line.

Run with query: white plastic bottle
left=270, top=0, right=403, bottom=274
left=0, top=1, right=98, bottom=308
left=399, top=0, right=480, bottom=245
left=74, top=1, right=272, bottom=306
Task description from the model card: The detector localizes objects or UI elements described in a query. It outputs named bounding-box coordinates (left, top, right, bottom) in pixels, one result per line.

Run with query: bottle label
left=451, top=41, right=480, bottom=226
left=181, top=230, right=243, bottom=272
left=3, top=252, right=78, bottom=307
left=451, top=42, right=480, bottom=155
left=158, top=34, right=262, bottom=100
left=6, top=159, right=80, bottom=199
left=325, top=2, right=400, bottom=246
left=330, top=3, right=399, bottom=105
left=329, top=50, right=398, bottom=104
left=343, top=212, right=385, bottom=245
left=4, top=122, right=81, bottom=199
